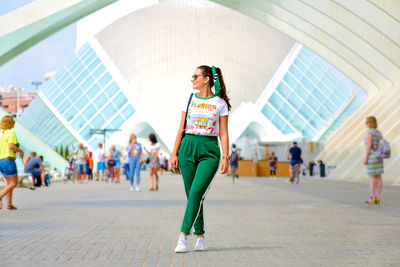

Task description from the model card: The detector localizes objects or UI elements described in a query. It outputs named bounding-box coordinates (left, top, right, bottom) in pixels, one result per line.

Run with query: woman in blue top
left=127, top=134, right=142, bottom=192
left=109, top=145, right=122, bottom=183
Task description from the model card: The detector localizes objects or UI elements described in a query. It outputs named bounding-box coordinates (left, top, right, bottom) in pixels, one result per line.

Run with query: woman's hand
left=220, top=159, right=228, bottom=174
left=171, top=154, right=179, bottom=169
left=364, top=159, right=368, bottom=165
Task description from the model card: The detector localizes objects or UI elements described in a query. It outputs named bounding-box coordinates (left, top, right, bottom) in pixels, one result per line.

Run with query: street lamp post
left=31, top=81, right=42, bottom=91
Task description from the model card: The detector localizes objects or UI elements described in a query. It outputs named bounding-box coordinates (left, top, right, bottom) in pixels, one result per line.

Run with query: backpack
left=374, top=139, right=391, bottom=159
left=230, top=150, right=239, bottom=162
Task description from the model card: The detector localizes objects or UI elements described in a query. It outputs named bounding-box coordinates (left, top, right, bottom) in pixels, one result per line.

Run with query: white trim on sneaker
left=194, top=237, right=207, bottom=251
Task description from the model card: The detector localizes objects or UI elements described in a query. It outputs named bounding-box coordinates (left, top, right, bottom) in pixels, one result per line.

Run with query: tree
left=55, top=146, right=59, bottom=154
left=65, top=146, right=69, bottom=159
left=59, top=145, right=64, bottom=158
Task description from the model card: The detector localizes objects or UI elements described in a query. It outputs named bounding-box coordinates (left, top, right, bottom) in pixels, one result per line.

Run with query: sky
left=0, top=0, right=76, bottom=92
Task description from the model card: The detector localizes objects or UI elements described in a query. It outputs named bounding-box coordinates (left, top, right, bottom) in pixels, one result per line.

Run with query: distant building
left=0, top=86, right=36, bottom=116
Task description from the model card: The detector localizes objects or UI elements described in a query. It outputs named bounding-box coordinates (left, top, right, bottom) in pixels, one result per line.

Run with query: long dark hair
left=149, top=133, right=158, bottom=144
left=197, top=65, right=231, bottom=111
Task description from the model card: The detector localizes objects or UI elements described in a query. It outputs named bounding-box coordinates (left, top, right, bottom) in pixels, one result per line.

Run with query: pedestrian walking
left=69, top=143, right=87, bottom=183
left=88, top=152, right=94, bottom=181
left=127, top=134, right=142, bottom=191
left=364, top=116, right=384, bottom=204
left=229, top=144, right=239, bottom=183
left=123, top=148, right=130, bottom=181
left=144, top=133, right=160, bottom=191
left=268, top=152, right=278, bottom=180
left=171, top=65, right=230, bottom=253
left=110, top=145, right=122, bottom=183
left=95, top=143, right=105, bottom=181
left=0, top=115, right=24, bottom=210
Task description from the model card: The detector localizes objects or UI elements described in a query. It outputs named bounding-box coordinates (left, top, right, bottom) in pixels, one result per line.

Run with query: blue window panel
left=269, top=92, right=284, bottom=110
left=71, top=115, right=86, bottom=131
left=298, top=104, right=313, bottom=120
left=121, top=105, right=135, bottom=120
left=99, top=73, right=113, bottom=88
left=70, top=88, right=83, bottom=102
left=81, top=125, right=93, bottom=141
left=301, top=77, right=314, bottom=93
left=84, top=53, right=96, bottom=65
left=76, top=70, right=89, bottom=85
left=87, top=83, right=101, bottom=99
left=64, top=82, right=77, bottom=96
left=80, top=49, right=94, bottom=62
left=87, top=58, right=100, bottom=72
left=278, top=102, right=295, bottom=120
left=59, top=99, right=72, bottom=114
left=281, top=124, right=295, bottom=134
left=310, top=88, right=327, bottom=107
left=294, top=84, right=308, bottom=99
left=110, top=115, right=124, bottom=129
left=309, top=64, right=323, bottom=78
left=93, top=65, right=106, bottom=79
left=308, top=115, right=324, bottom=130
left=94, top=93, right=108, bottom=108
left=71, top=64, right=84, bottom=78
left=294, top=58, right=308, bottom=73
left=91, top=114, right=106, bottom=128
left=306, top=71, right=320, bottom=85
left=305, top=94, right=321, bottom=111
left=68, top=58, right=82, bottom=73
left=322, top=99, right=336, bottom=114
left=284, top=74, right=297, bottom=89
left=286, top=92, right=300, bottom=108
left=53, top=93, right=65, bottom=107
left=288, top=114, right=307, bottom=131
left=289, top=65, right=303, bottom=78
left=277, top=83, right=291, bottom=98
left=113, top=92, right=128, bottom=107
left=76, top=95, right=89, bottom=110
left=64, top=106, right=78, bottom=122
left=316, top=106, right=331, bottom=121
left=297, top=52, right=310, bottom=65
left=60, top=74, right=72, bottom=89
left=81, top=76, right=94, bottom=90
left=271, top=114, right=292, bottom=133
left=102, top=104, right=117, bottom=118
left=261, top=104, right=276, bottom=120
left=104, top=82, right=118, bottom=98
left=83, top=105, right=97, bottom=120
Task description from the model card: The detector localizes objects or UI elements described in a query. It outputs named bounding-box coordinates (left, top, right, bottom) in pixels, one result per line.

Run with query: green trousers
left=178, top=134, right=220, bottom=235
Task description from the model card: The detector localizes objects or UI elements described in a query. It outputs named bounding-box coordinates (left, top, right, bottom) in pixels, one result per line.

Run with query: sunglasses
left=192, top=74, right=205, bottom=80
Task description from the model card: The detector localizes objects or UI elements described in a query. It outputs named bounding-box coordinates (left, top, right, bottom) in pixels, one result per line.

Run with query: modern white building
left=14, top=0, right=399, bottom=181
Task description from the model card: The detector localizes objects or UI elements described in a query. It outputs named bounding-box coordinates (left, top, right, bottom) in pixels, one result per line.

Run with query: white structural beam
left=0, top=0, right=118, bottom=66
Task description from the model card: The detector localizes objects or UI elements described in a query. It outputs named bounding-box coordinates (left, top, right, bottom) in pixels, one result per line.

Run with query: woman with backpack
left=171, top=65, right=230, bottom=253
left=364, top=116, right=384, bottom=204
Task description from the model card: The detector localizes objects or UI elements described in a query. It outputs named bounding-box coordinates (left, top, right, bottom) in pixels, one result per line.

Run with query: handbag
left=181, top=93, right=194, bottom=139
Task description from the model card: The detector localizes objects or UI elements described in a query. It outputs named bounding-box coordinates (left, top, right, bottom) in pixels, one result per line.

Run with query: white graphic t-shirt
left=182, top=94, right=229, bottom=136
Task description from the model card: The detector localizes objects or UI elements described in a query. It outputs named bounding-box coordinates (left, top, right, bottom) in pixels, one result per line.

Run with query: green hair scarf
left=211, top=66, right=221, bottom=96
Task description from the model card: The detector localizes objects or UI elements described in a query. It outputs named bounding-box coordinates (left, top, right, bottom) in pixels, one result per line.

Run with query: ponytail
left=197, top=65, right=231, bottom=111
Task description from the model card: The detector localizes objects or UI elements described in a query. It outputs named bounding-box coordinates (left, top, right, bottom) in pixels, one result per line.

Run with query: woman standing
left=127, top=134, right=142, bottom=191
left=171, top=65, right=230, bottom=253
left=0, top=115, right=24, bottom=210
left=268, top=152, right=278, bottom=180
left=110, top=145, right=122, bottom=183
left=144, top=133, right=160, bottom=191
left=364, top=116, right=384, bottom=204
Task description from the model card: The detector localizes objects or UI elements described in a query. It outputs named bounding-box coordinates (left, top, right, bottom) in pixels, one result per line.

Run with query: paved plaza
left=1, top=172, right=399, bottom=267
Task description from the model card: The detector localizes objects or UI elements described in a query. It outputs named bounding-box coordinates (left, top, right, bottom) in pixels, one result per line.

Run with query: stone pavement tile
left=1, top=173, right=400, bottom=266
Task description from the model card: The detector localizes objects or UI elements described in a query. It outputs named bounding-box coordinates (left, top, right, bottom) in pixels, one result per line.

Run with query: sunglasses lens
left=192, top=74, right=197, bottom=79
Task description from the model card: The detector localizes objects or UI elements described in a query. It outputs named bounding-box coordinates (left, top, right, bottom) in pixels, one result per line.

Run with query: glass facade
left=261, top=46, right=366, bottom=141
left=20, top=43, right=135, bottom=150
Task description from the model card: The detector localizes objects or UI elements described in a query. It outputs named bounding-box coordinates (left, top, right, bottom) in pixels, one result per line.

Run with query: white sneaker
left=174, top=234, right=188, bottom=253
left=194, top=237, right=207, bottom=251
left=135, top=185, right=141, bottom=192
left=130, top=186, right=133, bottom=191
